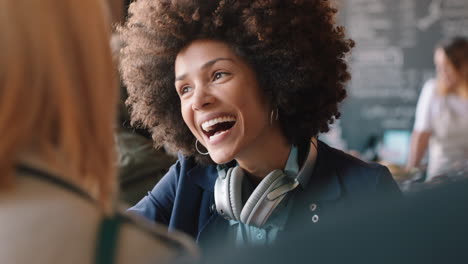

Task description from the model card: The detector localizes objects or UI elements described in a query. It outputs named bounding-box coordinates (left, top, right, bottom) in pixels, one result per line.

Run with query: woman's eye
left=180, top=86, right=192, bottom=95
left=213, top=72, right=228, bottom=81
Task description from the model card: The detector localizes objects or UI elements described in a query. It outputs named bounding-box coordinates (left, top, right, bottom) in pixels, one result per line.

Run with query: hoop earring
left=195, top=139, right=209, bottom=155
left=270, top=108, right=279, bottom=125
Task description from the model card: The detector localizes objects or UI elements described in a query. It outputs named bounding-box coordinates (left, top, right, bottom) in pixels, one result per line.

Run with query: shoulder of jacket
left=320, top=142, right=389, bottom=181
left=176, top=152, right=198, bottom=169
left=175, top=152, right=217, bottom=177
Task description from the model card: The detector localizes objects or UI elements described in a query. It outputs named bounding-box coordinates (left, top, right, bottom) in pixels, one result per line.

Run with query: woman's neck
left=235, top=125, right=291, bottom=185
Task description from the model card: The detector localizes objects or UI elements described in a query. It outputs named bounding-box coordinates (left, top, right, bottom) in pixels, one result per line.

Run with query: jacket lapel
left=186, top=163, right=229, bottom=244
left=188, top=163, right=218, bottom=191
left=299, top=141, right=342, bottom=200
left=285, top=141, right=343, bottom=231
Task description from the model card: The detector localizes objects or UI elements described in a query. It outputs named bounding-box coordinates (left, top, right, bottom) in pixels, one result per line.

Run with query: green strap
left=95, top=215, right=122, bottom=264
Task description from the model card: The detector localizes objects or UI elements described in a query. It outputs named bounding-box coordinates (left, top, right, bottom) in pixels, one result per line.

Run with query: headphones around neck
left=214, top=165, right=299, bottom=227
left=214, top=140, right=318, bottom=227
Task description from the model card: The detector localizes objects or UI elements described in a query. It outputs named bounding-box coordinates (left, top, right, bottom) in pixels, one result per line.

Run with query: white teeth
left=201, top=116, right=236, bottom=132
left=209, top=130, right=229, bottom=140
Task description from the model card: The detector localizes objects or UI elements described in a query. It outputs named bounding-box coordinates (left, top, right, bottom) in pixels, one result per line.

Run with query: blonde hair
left=0, top=0, right=118, bottom=212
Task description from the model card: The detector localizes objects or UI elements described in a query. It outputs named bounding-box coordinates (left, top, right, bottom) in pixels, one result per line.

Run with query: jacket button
left=312, top=214, right=319, bottom=223
left=210, top=204, right=216, bottom=213
left=309, top=203, right=317, bottom=212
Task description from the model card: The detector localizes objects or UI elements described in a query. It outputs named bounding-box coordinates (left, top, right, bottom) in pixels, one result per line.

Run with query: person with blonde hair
left=0, top=0, right=196, bottom=263
left=408, top=36, right=468, bottom=181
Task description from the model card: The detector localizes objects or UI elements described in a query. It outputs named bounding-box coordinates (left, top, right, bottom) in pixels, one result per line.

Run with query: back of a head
left=0, top=0, right=118, bottom=211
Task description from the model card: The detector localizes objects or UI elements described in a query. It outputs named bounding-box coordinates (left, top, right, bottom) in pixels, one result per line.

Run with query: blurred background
left=331, top=0, right=467, bottom=152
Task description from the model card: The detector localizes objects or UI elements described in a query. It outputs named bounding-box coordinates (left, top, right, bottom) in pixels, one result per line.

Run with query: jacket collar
left=187, top=162, right=218, bottom=192
left=297, top=140, right=342, bottom=202
left=295, top=138, right=318, bottom=188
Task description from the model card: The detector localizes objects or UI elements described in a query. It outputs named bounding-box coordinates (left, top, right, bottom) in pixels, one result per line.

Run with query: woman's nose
left=191, top=86, right=215, bottom=111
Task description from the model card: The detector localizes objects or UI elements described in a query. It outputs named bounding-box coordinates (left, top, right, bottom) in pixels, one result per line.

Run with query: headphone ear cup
left=229, top=166, right=245, bottom=221
left=240, top=170, right=286, bottom=225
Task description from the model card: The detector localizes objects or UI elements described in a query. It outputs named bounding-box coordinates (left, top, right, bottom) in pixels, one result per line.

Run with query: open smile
left=200, top=115, right=237, bottom=142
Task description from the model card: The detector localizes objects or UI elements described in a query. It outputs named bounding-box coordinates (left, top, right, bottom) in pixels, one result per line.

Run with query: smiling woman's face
left=435, top=48, right=460, bottom=89
left=174, top=39, right=271, bottom=164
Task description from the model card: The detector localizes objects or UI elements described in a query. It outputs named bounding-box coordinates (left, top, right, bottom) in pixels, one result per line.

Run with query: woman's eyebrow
left=175, top=57, right=234, bottom=81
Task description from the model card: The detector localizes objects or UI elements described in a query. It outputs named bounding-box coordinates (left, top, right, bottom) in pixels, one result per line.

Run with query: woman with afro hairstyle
left=120, top=0, right=400, bottom=248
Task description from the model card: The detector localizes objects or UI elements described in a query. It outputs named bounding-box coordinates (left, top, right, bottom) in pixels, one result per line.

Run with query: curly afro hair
left=119, top=0, right=354, bottom=164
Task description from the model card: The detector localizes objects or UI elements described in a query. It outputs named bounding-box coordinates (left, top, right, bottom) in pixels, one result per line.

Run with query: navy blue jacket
left=129, top=141, right=400, bottom=247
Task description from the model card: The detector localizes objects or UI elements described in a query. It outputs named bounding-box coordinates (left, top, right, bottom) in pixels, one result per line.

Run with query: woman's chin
left=208, top=149, right=236, bottom=165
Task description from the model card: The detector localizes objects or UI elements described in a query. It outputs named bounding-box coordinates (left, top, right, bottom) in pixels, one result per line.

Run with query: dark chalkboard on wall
left=331, top=0, right=468, bottom=153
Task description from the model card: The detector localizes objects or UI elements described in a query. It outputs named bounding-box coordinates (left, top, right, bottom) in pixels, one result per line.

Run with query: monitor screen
left=380, top=130, right=411, bottom=166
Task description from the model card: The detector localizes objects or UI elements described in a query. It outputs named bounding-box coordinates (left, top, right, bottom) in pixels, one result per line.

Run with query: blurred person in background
left=108, top=0, right=179, bottom=207
left=119, top=0, right=400, bottom=251
left=408, top=37, right=468, bottom=182
left=111, top=32, right=177, bottom=206
left=0, top=0, right=196, bottom=263
left=117, top=84, right=177, bottom=205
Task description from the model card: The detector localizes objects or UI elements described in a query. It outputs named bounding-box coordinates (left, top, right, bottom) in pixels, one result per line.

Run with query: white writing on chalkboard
left=336, top=0, right=468, bottom=150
